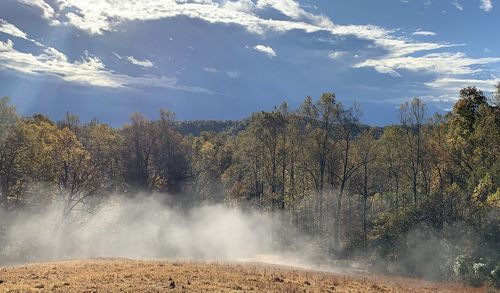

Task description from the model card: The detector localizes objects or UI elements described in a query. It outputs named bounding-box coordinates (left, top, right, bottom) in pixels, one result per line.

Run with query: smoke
left=0, top=193, right=324, bottom=268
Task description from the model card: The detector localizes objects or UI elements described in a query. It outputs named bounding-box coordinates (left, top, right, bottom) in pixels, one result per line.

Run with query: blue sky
left=0, top=0, right=498, bottom=125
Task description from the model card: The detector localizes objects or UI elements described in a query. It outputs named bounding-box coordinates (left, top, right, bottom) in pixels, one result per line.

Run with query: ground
left=0, top=259, right=488, bottom=292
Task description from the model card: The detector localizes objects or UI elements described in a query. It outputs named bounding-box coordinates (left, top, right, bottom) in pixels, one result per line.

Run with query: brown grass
left=0, top=259, right=488, bottom=292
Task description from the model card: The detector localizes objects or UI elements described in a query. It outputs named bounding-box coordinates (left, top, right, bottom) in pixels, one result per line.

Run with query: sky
left=0, top=0, right=498, bottom=126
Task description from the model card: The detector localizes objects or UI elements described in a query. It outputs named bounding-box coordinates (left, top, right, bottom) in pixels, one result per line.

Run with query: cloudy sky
left=0, top=0, right=498, bottom=125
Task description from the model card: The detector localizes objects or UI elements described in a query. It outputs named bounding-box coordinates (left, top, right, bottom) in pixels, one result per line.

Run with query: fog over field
left=2, top=190, right=496, bottom=284
left=0, top=193, right=321, bottom=267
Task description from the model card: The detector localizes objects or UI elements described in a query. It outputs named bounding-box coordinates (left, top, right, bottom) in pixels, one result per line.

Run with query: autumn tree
left=190, top=132, right=232, bottom=203
left=329, top=104, right=364, bottom=248
left=151, top=110, right=190, bottom=194
left=0, top=97, right=21, bottom=209
left=399, top=98, right=426, bottom=204
left=447, top=87, right=499, bottom=225
left=20, top=117, right=105, bottom=219
left=80, top=119, right=124, bottom=191
left=350, top=130, right=379, bottom=248
left=378, top=126, right=406, bottom=212
left=121, top=113, right=158, bottom=190
left=299, top=93, right=340, bottom=229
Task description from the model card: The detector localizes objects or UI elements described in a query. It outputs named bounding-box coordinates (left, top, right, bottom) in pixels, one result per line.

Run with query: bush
left=489, top=264, right=500, bottom=289
left=453, top=255, right=470, bottom=281
left=471, top=262, right=488, bottom=287
left=453, top=255, right=498, bottom=288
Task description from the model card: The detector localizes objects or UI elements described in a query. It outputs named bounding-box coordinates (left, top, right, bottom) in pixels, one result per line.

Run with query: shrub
left=453, top=255, right=498, bottom=288
left=489, top=264, right=500, bottom=289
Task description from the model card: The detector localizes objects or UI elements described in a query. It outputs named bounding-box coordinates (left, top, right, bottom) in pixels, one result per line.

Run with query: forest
left=0, top=84, right=499, bottom=288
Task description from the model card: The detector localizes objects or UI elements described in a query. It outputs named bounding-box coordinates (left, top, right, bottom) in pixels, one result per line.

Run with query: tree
left=0, top=97, right=21, bottom=209
left=447, top=87, right=499, bottom=226
left=492, top=82, right=500, bottom=107
left=378, top=126, right=406, bottom=212
left=224, top=127, right=265, bottom=205
left=329, top=104, right=364, bottom=248
left=80, top=120, right=124, bottom=191
left=21, top=118, right=106, bottom=220
left=399, top=98, right=426, bottom=204
left=425, top=114, right=452, bottom=227
left=122, top=113, right=158, bottom=190
left=0, top=97, right=17, bottom=143
left=299, top=93, right=340, bottom=229
left=190, top=133, right=229, bottom=203
left=152, top=109, right=190, bottom=194
left=351, top=130, right=378, bottom=248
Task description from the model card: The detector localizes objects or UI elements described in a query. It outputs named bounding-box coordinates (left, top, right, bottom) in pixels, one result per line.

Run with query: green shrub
left=453, top=255, right=498, bottom=288
left=489, top=264, right=500, bottom=289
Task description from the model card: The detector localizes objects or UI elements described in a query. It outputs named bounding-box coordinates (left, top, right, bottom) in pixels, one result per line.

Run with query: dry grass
left=0, top=258, right=488, bottom=292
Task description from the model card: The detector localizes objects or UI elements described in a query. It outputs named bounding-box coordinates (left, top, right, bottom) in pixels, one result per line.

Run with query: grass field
left=0, top=258, right=488, bottom=292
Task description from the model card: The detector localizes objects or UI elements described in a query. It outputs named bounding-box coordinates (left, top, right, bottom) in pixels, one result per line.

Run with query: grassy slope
left=0, top=259, right=486, bottom=292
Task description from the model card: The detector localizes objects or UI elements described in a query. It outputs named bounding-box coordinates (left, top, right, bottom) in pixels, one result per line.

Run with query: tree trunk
left=334, top=180, right=345, bottom=248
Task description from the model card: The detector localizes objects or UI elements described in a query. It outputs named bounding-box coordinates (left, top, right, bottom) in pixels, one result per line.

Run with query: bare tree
left=330, top=105, right=364, bottom=248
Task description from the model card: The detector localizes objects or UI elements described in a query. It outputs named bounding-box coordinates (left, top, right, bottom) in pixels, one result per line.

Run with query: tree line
left=0, top=84, right=499, bottom=287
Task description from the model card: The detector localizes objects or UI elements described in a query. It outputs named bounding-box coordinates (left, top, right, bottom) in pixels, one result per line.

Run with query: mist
left=0, top=192, right=324, bottom=269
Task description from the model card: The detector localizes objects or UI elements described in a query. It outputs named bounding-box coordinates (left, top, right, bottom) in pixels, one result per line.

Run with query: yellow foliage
left=486, top=188, right=500, bottom=209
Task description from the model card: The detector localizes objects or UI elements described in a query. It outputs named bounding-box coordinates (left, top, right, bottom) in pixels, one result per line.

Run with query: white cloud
left=255, top=0, right=334, bottom=27
left=51, top=0, right=334, bottom=36
left=0, top=19, right=28, bottom=39
left=451, top=0, right=464, bottom=10
left=480, top=0, right=493, bottom=11
left=25, top=0, right=445, bottom=61
left=426, top=77, right=499, bottom=89
left=0, top=39, right=15, bottom=51
left=254, top=44, right=277, bottom=58
left=11, top=0, right=498, bottom=97
left=222, top=0, right=256, bottom=13
left=203, top=67, right=240, bottom=78
left=204, top=67, right=218, bottom=73
left=0, top=18, right=45, bottom=47
left=227, top=70, right=239, bottom=78
left=425, top=77, right=500, bottom=96
left=17, top=0, right=59, bottom=24
left=328, top=51, right=347, bottom=59
left=43, top=47, right=68, bottom=62
left=0, top=39, right=211, bottom=93
left=355, top=52, right=500, bottom=77
left=126, top=56, right=154, bottom=68
left=412, top=30, right=437, bottom=36
left=255, top=0, right=307, bottom=19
